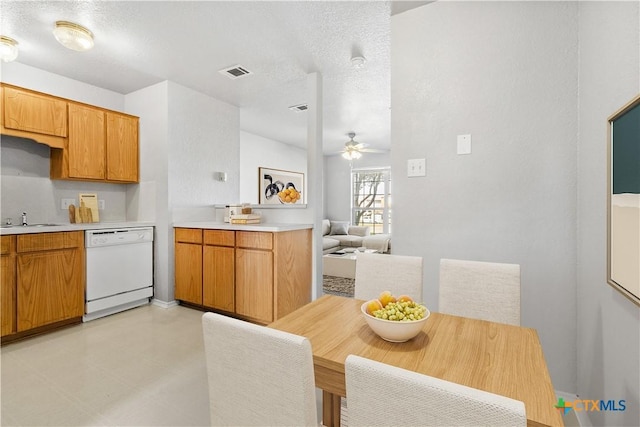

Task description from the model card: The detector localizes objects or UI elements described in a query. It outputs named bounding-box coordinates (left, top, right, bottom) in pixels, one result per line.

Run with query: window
left=351, top=167, right=391, bottom=234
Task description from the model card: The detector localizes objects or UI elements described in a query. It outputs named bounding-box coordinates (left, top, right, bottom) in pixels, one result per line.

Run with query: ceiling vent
left=218, top=65, right=253, bottom=79
left=288, top=103, right=308, bottom=112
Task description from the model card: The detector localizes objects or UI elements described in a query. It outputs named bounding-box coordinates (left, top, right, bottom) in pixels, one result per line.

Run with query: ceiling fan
left=339, top=132, right=386, bottom=160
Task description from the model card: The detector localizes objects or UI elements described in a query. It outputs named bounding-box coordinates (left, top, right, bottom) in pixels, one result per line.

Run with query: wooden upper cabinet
left=2, top=85, right=67, bottom=138
left=68, top=103, right=105, bottom=179
left=1, top=84, right=139, bottom=184
left=106, top=112, right=139, bottom=182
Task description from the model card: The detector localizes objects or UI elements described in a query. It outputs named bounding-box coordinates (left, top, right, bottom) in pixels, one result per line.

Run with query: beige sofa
left=322, top=219, right=375, bottom=254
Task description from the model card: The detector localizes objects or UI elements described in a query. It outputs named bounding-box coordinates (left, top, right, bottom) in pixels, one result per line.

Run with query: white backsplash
left=1, top=136, right=129, bottom=225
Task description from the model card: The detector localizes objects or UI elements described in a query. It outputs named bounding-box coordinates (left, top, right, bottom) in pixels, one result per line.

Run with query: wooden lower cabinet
left=235, top=248, right=273, bottom=322
left=16, top=232, right=84, bottom=331
left=2, top=231, right=84, bottom=342
left=175, top=241, right=203, bottom=304
left=1, top=236, right=16, bottom=337
left=174, top=227, right=311, bottom=324
left=203, top=245, right=235, bottom=312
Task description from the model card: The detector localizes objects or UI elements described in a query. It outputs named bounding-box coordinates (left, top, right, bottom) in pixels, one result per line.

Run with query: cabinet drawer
left=17, top=231, right=83, bottom=253
left=1, top=235, right=15, bottom=255
left=175, top=228, right=203, bottom=244
left=236, top=231, right=273, bottom=250
left=204, top=230, right=235, bottom=247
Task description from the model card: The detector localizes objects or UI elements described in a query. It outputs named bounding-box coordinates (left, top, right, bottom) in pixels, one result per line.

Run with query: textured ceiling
left=1, top=1, right=429, bottom=154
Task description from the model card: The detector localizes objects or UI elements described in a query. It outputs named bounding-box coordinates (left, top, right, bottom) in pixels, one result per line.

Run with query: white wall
left=168, top=82, right=239, bottom=216
left=125, top=81, right=171, bottom=301
left=0, top=63, right=129, bottom=225
left=126, top=81, right=240, bottom=303
left=324, top=152, right=390, bottom=222
left=239, top=130, right=307, bottom=205
left=577, top=2, right=640, bottom=426
left=392, top=1, right=579, bottom=393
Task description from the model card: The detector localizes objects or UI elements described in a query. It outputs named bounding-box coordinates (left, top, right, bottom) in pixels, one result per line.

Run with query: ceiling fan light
left=342, top=150, right=362, bottom=160
left=0, top=36, right=19, bottom=62
left=53, top=21, right=94, bottom=51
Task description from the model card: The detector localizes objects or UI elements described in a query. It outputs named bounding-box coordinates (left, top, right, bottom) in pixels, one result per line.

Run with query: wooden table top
left=269, top=294, right=563, bottom=427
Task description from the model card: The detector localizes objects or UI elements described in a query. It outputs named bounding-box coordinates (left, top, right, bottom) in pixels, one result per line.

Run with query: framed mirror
left=607, top=93, right=640, bottom=305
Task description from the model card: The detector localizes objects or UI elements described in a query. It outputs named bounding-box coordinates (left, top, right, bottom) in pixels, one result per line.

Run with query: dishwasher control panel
left=86, top=227, right=154, bottom=247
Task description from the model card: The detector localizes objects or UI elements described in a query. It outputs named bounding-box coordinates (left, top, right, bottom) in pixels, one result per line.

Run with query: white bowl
left=361, top=301, right=430, bottom=343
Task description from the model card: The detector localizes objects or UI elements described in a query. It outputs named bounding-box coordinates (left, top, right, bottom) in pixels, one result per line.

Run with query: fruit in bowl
left=362, top=291, right=430, bottom=342
left=278, top=187, right=301, bottom=204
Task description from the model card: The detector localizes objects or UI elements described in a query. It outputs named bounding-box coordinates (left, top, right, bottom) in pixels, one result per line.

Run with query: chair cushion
left=330, top=221, right=349, bottom=235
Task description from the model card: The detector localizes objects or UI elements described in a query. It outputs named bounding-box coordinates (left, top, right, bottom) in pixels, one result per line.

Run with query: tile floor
left=0, top=304, right=325, bottom=426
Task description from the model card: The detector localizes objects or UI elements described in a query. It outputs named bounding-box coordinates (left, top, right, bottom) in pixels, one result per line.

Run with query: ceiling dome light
left=0, top=36, right=19, bottom=62
left=53, top=21, right=94, bottom=51
left=350, top=56, right=366, bottom=68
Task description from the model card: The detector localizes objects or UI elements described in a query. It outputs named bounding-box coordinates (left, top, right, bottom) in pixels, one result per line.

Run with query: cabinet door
left=203, top=246, right=235, bottom=312
left=3, top=86, right=67, bottom=137
left=68, top=103, right=105, bottom=179
left=1, top=236, right=16, bottom=337
left=16, top=248, right=84, bottom=331
left=235, top=248, right=273, bottom=323
left=175, top=242, right=202, bottom=304
left=106, top=112, right=139, bottom=182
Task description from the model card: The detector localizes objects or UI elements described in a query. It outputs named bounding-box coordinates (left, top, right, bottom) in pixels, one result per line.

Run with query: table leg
left=322, top=390, right=342, bottom=427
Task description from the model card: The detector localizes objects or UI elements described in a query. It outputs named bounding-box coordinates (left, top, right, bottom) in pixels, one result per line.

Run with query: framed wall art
left=607, top=93, right=640, bottom=306
left=258, top=167, right=304, bottom=205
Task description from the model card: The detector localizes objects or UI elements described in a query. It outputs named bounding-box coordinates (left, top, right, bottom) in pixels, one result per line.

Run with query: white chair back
left=439, top=258, right=521, bottom=325
left=345, top=355, right=526, bottom=427
left=354, top=253, right=423, bottom=301
left=202, top=312, right=318, bottom=426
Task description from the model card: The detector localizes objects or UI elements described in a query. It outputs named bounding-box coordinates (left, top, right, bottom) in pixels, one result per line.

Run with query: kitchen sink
left=1, top=224, right=62, bottom=229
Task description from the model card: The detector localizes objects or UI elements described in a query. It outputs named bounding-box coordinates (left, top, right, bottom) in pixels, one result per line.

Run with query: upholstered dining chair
left=201, top=312, right=318, bottom=426
left=344, top=355, right=526, bottom=427
left=439, top=258, right=521, bottom=326
left=354, top=252, right=424, bottom=301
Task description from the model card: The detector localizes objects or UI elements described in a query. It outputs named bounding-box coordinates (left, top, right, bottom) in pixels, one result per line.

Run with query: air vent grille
left=218, top=65, right=253, bottom=79
left=288, top=103, right=308, bottom=112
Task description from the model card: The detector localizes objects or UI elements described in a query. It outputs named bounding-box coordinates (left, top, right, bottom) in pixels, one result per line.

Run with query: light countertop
left=173, top=222, right=313, bottom=232
left=0, top=222, right=155, bottom=235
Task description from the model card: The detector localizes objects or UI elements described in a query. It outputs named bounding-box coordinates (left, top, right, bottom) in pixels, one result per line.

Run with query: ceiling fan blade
left=361, top=148, right=387, bottom=154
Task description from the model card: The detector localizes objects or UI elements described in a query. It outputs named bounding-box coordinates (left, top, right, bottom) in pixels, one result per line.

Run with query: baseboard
left=151, top=299, right=179, bottom=309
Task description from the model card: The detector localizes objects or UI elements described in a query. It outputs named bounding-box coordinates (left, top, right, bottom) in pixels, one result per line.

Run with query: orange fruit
left=365, top=299, right=383, bottom=315
left=378, top=291, right=396, bottom=307
left=397, top=295, right=413, bottom=303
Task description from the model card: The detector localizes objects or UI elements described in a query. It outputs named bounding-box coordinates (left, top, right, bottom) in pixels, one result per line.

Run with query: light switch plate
left=407, top=158, right=426, bottom=177
left=457, top=134, right=472, bottom=154
left=98, top=200, right=105, bottom=210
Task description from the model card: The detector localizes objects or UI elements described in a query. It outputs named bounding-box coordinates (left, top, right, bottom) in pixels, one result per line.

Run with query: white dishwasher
left=84, top=227, right=154, bottom=322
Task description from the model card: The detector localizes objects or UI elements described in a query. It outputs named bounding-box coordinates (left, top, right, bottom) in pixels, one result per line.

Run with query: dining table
left=268, top=294, right=563, bottom=427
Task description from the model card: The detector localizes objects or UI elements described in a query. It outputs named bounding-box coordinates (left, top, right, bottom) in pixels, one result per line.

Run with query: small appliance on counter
left=224, top=203, right=252, bottom=222
left=224, top=205, right=241, bottom=222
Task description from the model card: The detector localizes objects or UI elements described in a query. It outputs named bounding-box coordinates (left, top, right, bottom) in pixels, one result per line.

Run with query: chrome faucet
left=21, top=212, right=27, bottom=226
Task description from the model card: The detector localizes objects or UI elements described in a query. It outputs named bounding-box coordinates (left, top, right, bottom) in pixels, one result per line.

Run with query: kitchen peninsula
left=173, top=222, right=312, bottom=325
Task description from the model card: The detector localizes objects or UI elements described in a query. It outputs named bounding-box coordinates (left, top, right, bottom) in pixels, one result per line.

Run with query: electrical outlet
left=407, top=158, right=426, bottom=177
left=98, top=200, right=105, bottom=210
left=61, top=198, right=75, bottom=210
